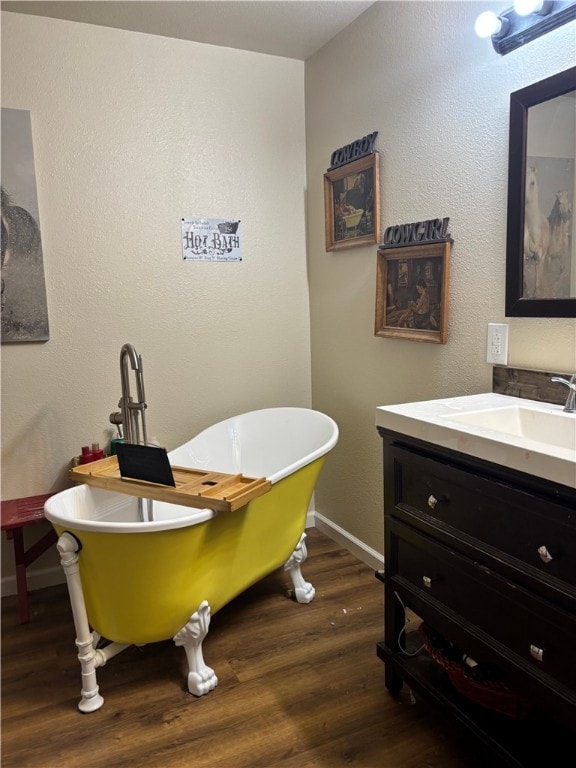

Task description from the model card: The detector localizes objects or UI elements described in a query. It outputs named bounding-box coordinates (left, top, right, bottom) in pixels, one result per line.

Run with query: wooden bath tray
left=70, top=456, right=271, bottom=513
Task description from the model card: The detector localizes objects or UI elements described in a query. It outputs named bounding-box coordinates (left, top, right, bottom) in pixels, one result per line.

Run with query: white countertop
left=376, top=393, right=576, bottom=490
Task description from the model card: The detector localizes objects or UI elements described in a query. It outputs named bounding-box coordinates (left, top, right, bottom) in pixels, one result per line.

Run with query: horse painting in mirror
left=524, top=166, right=573, bottom=299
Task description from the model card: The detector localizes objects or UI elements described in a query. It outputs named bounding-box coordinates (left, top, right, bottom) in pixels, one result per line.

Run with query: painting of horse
left=1, top=108, right=49, bottom=343
left=524, top=157, right=574, bottom=300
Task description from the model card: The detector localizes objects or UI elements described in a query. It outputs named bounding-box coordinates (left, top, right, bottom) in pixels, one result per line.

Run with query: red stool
left=1, top=494, right=58, bottom=623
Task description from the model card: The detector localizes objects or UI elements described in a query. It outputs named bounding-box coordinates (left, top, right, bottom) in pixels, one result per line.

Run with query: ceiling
left=1, top=1, right=376, bottom=60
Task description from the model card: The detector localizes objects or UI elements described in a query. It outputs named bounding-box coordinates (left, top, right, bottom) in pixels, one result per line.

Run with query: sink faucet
left=551, top=373, right=576, bottom=413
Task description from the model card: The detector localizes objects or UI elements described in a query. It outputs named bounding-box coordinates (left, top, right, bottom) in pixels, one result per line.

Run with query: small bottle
left=110, top=437, right=124, bottom=455
left=91, top=442, right=104, bottom=461
left=78, top=445, right=94, bottom=464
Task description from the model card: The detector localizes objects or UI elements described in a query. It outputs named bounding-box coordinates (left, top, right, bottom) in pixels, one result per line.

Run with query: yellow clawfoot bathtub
left=45, top=407, right=338, bottom=712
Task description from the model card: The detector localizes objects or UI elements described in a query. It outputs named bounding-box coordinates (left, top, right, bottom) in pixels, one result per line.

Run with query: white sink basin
left=441, top=405, right=576, bottom=452
left=375, top=393, right=576, bottom=489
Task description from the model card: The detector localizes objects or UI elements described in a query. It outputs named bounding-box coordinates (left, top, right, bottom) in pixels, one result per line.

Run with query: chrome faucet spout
left=109, top=344, right=152, bottom=523
left=118, top=343, right=148, bottom=444
left=551, top=373, right=576, bottom=413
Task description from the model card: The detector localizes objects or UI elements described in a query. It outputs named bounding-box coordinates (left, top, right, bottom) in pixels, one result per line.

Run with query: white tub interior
left=45, top=484, right=215, bottom=532
left=45, top=408, right=338, bottom=532
left=169, top=407, right=338, bottom=483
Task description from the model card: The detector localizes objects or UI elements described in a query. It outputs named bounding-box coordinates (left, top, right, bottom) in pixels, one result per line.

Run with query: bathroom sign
left=181, top=217, right=242, bottom=261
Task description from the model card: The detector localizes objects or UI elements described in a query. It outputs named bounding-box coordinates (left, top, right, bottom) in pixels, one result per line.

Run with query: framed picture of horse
left=1, top=108, right=50, bottom=343
left=375, top=241, right=451, bottom=344
left=324, top=153, right=380, bottom=252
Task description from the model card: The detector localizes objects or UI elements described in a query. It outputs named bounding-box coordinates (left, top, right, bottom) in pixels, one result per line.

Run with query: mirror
left=506, top=66, right=576, bottom=317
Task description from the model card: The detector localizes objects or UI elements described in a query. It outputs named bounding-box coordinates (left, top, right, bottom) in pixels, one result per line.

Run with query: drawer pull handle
left=530, top=644, right=545, bottom=662
left=427, top=495, right=438, bottom=509
left=537, top=545, right=553, bottom=563
left=422, top=575, right=434, bottom=588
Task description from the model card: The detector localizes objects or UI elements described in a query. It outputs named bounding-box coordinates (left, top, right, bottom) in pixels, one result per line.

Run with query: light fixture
left=513, top=0, right=552, bottom=15
left=474, top=11, right=511, bottom=38
left=475, top=0, right=576, bottom=55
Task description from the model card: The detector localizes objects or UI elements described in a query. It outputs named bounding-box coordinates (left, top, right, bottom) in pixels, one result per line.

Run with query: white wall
left=1, top=12, right=311, bottom=591
left=2, top=3, right=575, bottom=594
left=306, top=1, right=576, bottom=562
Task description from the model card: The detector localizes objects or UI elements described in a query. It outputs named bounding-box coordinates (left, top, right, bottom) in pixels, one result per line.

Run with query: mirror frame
left=505, top=66, right=576, bottom=318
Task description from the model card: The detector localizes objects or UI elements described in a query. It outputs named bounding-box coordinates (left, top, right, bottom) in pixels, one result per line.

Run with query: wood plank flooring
left=2, top=528, right=486, bottom=768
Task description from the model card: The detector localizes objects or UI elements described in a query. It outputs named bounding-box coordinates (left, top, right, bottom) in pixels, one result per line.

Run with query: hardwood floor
left=2, top=528, right=486, bottom=768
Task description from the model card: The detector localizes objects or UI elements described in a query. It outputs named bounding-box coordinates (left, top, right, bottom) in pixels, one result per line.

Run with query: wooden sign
left=380, top=217, right=452, bottom=249
left=328, top=132, right=378, bottom=170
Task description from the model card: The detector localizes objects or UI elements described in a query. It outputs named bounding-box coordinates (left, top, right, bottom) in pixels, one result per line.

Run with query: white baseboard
left=310, top=512, right=384, bottom=571
left=1, top=565, right=64, bottom=598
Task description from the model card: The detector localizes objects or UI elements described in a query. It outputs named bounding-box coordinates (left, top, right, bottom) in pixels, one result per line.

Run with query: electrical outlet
left=486, top=323, right=509, bottom=365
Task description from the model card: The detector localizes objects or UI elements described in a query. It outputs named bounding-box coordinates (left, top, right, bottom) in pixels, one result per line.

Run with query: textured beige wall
left=306, top=1, right=576, bottom=558
left=1, top=12, right=310, bottom=590
left=2, top=3, right=575, bottom=595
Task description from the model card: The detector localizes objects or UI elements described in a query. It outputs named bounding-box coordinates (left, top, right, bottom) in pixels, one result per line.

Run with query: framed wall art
left=324, top=153, right=380, bottom=252
left=1, top=108, right=50, bottom=343
left=375, top=240, right=451, bottom=344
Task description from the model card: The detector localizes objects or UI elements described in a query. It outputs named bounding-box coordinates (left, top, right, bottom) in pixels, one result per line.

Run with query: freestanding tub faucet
left=110, top=343, right=148, bottom=445
left=110, top=343, right=151, bottom=522
left=551, top=373, right=576, bottom=413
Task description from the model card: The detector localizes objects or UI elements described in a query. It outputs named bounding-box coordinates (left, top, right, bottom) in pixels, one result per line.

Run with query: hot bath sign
left=181, top=217, right=242, bottom=262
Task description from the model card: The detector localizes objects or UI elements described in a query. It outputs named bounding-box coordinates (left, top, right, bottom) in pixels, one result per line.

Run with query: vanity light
left=474, top=11, right=510, bottom=38
left=513, top=0, right=552, bottom=15
left=475, top=0, right=576, bottom=55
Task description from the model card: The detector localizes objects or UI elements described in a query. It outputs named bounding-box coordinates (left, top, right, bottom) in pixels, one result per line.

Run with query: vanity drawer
left=389, top=444, right=576, bottom=592
left=391, top=523, right=576, bottom=693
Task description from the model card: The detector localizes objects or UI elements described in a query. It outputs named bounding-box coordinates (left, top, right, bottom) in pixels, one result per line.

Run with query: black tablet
left=115, top=443, right=176, bottom=487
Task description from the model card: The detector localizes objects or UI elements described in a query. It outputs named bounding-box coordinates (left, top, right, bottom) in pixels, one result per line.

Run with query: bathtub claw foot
left=174, top=601, right=218, bottom=697
left=294, top=581, right=315, bottom=604
left=284, top=532, right=315, bottom=604
left=186, top=668, right=218, bottom=697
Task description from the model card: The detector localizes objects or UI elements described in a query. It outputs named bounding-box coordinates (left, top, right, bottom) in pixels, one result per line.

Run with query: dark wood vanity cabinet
left=376, top=428, right=576, bottom=767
